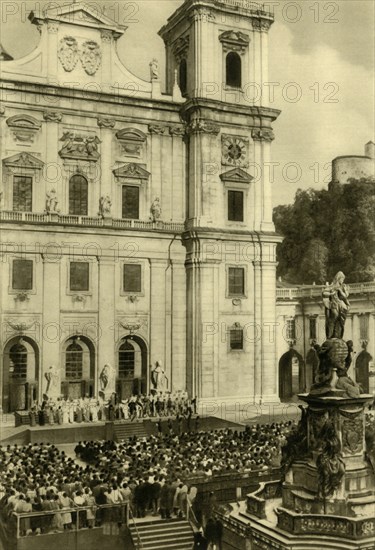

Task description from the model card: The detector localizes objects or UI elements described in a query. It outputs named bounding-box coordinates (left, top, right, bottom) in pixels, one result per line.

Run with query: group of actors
left=27, top=391, right=196, bottom=426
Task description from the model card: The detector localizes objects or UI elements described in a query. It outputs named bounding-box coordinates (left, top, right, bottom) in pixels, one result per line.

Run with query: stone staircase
left=129, top=518, right=194, bottom=550
left=113, top=420, right=150, bottom=441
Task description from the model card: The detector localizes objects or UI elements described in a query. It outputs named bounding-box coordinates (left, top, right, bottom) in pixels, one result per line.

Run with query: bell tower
left=159, top=0, right=283, bottom=406
left=159, top=0, right=274, bottom=105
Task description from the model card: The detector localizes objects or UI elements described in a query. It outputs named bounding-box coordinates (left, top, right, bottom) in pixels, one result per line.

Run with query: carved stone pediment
left=116, top=128, right=147, bottom=158
left=29, top=3, right=126, bottom=39
left=6, top=115, right=42, bottom=130
left=220, top=167, right=254, bottom=184
left=6, top=115, right=42, bottom=145
left=58, top=132, right=101, bottom=161
left=2, top=152, right=44, bottom=169
left=113, top=163, right=150, bottom=180
left=219, top=30, right=250, bottom=53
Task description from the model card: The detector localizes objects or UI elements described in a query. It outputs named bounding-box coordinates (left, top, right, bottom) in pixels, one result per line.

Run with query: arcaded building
left=0, top=0, right=281, bottom=413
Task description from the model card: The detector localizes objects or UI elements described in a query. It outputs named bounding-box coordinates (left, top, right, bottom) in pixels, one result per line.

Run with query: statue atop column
left=308, top=271, right=362, bottom=397
left=322, top=271, right=350, bottom=339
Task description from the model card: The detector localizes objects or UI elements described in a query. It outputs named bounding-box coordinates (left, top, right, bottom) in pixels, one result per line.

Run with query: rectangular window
left=70, top=262, right=89, bottom=292
left=359, top=315, right=369, bottom=340
left=122, top=185, right=139, bottom=219
left=123, top=264, right=142, bottom=293
left=309, top=317, right=317, bottom=340
left=228, top=267, right=245, bottom=296
left=13, top=176, right=32, bottom=212
left=230, top=328, right=243, bottom=350
left=12, top=260, right=33, bottom=290
left=228, top=190, right=244, bottom=222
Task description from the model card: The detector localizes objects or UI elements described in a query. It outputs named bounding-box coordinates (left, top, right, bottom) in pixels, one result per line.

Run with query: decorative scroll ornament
left=252, top=18, right=272, bottom=32
left=97, top=117, right=115, bottom=129
left=120, top=321, right=142, bottom=334
left=58, top=36, right=79, bottom=72
left=80, top=40, right=101, bottom=75
left=187, top=119, right=220, bottom=135
left=251, top=128, right=275, bottom=142
left=7, top=321, right=35, bottom=332
left=148, top=124, right=166, bottom=135
left=169, top=125, right=185, bottom=136
left=43, top=111, right=63, bottom=123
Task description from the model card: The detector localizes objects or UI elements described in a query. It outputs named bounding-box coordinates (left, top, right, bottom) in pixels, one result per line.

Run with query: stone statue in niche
left=150, top=197, right=162, bottom=222
left=322, top=271, right=350, bottom=339
left=98, top=195, right=112, bottom=218
left=45, top=189, right=60, bottom=214
left=149, top=58, right=159, bottom=80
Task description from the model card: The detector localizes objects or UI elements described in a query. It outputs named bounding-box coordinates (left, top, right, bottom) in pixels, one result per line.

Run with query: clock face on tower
left=222, top=136, right=248, bottom=167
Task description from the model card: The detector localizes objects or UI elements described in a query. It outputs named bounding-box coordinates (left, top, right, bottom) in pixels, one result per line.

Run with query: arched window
left=65, top=342, right=83, bottom=380
left=69, top=175, right=88, bottom=216
left=9, top=343, right=27, bottom=380
left=226, top=52, right=242, bottom=88
left=179, top=59, right=187, bottom=96
left=119, top=341, right=135, bottom=379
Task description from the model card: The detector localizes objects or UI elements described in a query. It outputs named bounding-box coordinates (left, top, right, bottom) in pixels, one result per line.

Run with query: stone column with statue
left=245, top=271, right=375, bottom=548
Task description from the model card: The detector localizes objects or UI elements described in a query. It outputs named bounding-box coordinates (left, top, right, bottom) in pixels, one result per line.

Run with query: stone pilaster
left=41, top=255, right=61, bottom=399
left=97, top=257, right=115, bottom=396
left=97, top=118, right=115, bottom=216
left=149, top=259, right=167, bottom=377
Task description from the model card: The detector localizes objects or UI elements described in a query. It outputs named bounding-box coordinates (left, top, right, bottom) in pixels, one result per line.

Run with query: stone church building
left=0, top=0, right=281, bottom=413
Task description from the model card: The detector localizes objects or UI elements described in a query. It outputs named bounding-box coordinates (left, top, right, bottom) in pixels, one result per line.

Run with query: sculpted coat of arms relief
left=58, top=36, right=101, bottom=75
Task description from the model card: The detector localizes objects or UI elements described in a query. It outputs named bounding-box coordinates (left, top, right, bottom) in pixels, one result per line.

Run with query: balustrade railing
left=5, top=502, right=128, bottom=540
left=0, top=211, right=185, bottom=233
left=276, top=282, right=375, bottom=300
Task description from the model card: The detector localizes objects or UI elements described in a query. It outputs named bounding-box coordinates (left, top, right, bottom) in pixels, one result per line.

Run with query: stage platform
left=0, top=415, right=246, bottom=445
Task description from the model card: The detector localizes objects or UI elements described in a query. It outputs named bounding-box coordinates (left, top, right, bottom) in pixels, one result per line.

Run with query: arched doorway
left=2, top=336, right=39, bottom=412
left=279, top=349, right=304, bottom=401
left=355, top=350, right=372, bottom=394
left=61, top=336, right=95, bottom=399
left=117, top=335, right=148, bottom=399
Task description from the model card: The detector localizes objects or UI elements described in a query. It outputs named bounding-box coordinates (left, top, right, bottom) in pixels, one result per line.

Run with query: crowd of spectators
left=27, top=391, right=195, bottom=426
left=0, top=422, right=293, bottom=538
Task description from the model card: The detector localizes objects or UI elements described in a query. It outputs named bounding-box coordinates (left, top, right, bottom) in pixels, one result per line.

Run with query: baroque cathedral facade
left=0, top=0, right=281, bottom=413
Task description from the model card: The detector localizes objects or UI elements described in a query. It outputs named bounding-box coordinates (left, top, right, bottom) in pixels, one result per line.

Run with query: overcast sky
left=1, top=0, right=374, bottom=206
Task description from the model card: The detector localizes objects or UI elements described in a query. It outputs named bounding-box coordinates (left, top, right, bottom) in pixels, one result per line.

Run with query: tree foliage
left=273, top=178, right=375, bottom=284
